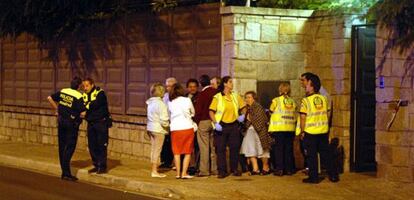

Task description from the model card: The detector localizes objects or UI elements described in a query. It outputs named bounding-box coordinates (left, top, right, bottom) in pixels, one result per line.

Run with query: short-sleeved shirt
left=209, top=93, right=246, bottom=123
left=51, top=88, right=86, bottom=120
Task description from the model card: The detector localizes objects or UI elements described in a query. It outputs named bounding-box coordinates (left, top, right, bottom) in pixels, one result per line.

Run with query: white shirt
left=168, top=96, right=195, bottom=131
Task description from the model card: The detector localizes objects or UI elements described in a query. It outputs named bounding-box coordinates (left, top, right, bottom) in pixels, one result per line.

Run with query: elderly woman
left=146, top=83, right=169, bottom=178
left=168, top=83, right=196, bottom=179
left=269, top=82, right=297, bottom=176
left=240, top=91, right=273, bottom=175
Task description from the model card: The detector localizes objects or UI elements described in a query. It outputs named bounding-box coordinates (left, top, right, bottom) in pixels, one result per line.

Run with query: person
left=209, top=76, right=246, bottom=178
left=82, top=78, right=111, bottom=174
left=210, top=76, right=221, bottom=90
left=194, top=75, right=218, bottom=176
left=299, top=74, right=339, bottom=183
left=146, top=83, right=169, bottom=178
left=163, top=77, right=178, bottom=104
left=299, top=72, right=332, bottom=174
left=159, top=77, right=177, bottom=168
left=241, top=91, right=273, bottom=175
left=269, top=82, right=297, bottom=176
left=168, top=83, right=196, bottom=179
left=186, top=78, right=200, bottom=175
left=47, top=77, right=86, bottom=181
left=186, top=78, right=199, bottom=104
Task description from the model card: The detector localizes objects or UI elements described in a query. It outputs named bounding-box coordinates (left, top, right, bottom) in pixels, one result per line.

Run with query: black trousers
left=87, top=120, right=109, bottom=169
left=300, top=139, right=308, bottom=168
left=58, top=118, right=80, bottom=177
left=214, top=122, right=240, bottom=174
left=303, top=133, right=337, bottom=180
left=272, top=132, right=295, bottom=172
left=160, top=134, right=174, bottom=167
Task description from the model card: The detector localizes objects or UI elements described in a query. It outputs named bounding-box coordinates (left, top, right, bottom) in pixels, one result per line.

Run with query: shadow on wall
left=42, top=10, right=184, bottom=79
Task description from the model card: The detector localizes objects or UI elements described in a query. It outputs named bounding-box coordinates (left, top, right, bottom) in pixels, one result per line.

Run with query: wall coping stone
left=220, top=6, right=361, bottom=19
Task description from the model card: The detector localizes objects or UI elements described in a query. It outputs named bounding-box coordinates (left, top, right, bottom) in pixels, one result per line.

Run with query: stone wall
left=0, top=106, right=151, bottom=161
left=221, top=6, right=361, bottom=171
left=375, top=27, right=414, bottom=182
left=221, top=7, right=312, bottom=101
left=303, top=14, right=363, bottom=172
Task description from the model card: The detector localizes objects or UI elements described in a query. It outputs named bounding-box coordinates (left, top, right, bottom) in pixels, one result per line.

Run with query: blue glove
left=237, top=114, right=245, bottom=122
left=215, top=122, right=223, bottom=132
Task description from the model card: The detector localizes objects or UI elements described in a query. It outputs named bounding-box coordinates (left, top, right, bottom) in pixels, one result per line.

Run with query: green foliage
left=367, top=0, right=414, bottom=50
left=256, top=0, right=378, bottom=13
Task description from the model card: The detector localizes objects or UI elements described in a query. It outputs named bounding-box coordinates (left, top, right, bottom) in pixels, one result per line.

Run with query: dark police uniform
left=51, top=88, right=86, bottom=178
left=83, top=86, right=110, bottom=172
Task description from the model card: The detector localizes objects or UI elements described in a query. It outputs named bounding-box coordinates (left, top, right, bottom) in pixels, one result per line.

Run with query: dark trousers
left=160, top=134, right=174, bottom=167
left=87, top=120, right=109, bottom=169
left=300, top=139, right=308, bottom=168
left=58, top=118, right=80, bottom=177
left=303, top=133, right=337, bottom=180
left=272, top=132, right=295, bottom=172
left=214, top=122, right=240, bottom=174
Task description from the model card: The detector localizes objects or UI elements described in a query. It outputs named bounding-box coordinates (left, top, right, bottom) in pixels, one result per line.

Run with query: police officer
left=83, top=78, right=111, bottom=174
left=47, top=77, right=86, bottom=181
left=299, top=74, right=339, bottom=183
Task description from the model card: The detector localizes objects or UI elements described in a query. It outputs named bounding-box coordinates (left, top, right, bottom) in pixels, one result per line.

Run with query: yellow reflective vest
left=301, top=94, right=329, bottom=134
left=82, top=88, right=103, bottom=110
left=268, top=95, right=297, bottom=132
left=213, top=92, right=239, bottom=124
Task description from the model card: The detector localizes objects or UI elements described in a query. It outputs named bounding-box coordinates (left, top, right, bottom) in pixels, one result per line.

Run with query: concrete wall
left=221, top=6, right=362, bottom=171
left=0, top=106, right=151, bottom=161
left=375, top=27, right=414, bottom=182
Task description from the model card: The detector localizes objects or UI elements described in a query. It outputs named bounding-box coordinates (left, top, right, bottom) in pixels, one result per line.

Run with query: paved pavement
left=0, top=165, right=160, bottom=200
left=0, top=140, right=413, bottom=200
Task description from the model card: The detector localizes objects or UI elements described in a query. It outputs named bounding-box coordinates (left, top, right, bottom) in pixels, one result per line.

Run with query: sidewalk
left=0, top=140, right=413, bottom=200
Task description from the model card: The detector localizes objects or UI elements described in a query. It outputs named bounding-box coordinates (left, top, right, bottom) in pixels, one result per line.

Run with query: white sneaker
left=151, top=172, right=167, bottom=178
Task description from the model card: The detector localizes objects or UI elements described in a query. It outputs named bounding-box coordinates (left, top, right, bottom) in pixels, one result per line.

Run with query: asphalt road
left=0, top=165, right=161, bottom=200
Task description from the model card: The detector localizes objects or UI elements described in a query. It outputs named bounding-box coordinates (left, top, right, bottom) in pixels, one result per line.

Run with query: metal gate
left=351, top=24, right=377, bottom=172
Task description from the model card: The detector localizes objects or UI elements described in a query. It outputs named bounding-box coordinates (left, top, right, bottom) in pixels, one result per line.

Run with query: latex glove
left=237, top=114, right=245, bottom=122
left=215, top=122, right=223, bottom=132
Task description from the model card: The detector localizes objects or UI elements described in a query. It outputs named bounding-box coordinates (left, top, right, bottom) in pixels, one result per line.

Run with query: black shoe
left=61, top=175, right=78, bottom=181
left=329, top=176, right=340, bottom=183
left=273, top=170, right=283, bottom=176
left=232, top=171, right=242, bottom=176
left=261, top=170, right=271, bottom=176
left=250, top=171, right=260, bottom=176
left=96, top=168, right=107, bottom=174
left=302, top=177, right=320, bottom=184
left=285, top=171, right=294, bottom=176
left=88, top=168, right=98, bottom=173
left=218, top=173, right=227, bottom=179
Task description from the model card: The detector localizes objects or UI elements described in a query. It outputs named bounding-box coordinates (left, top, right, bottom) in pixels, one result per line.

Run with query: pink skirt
left=171, top=128, right=194, bottom=155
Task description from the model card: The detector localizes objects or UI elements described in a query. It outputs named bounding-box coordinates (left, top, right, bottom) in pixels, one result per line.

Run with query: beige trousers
left=197, top=120, right=217, bottom=175
left=149, top=132, right=165, bottom=164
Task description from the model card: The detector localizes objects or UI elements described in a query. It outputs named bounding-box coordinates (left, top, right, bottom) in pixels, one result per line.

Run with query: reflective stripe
left=271, top=121, right=296, bottom=125
left=61, top=88, right=82, bottom=99
left=306, top=122, right=329, bottom=127
left=83, top=88, right=103, bottom=110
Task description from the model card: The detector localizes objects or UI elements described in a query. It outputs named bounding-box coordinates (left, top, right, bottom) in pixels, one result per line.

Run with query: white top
left=168, top=96, right=195, bottom=131
left=146, top=97, right=169, bottom=134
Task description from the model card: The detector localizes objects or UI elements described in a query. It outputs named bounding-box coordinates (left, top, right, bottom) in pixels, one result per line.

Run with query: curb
left=0, top=154, right=183, bottom=199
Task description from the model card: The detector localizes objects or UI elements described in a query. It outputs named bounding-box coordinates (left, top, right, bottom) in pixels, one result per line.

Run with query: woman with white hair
left=146, top=83, right=169, bottom=178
